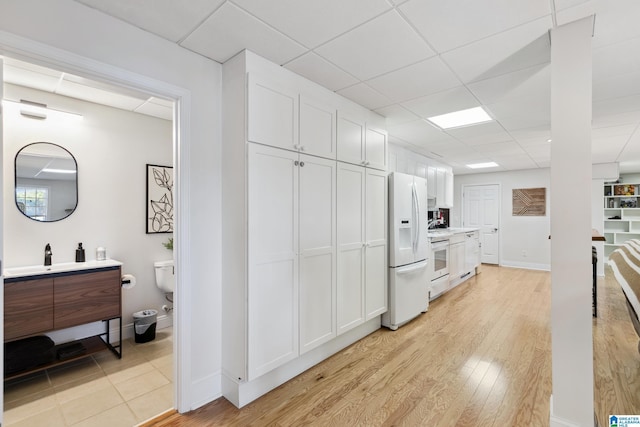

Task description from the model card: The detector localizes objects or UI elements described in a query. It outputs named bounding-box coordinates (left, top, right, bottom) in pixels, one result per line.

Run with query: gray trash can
left=133, top=309, right=158, bottom=343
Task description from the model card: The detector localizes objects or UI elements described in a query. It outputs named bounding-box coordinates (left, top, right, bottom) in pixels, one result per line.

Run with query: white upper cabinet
left=365, top=126, right=388, bottom=171
left=247, top=73, right=299, bottom=150
left=299, top=95, right=336, bottom=159
left=337, top=111, right=365, bottom=167
left=427, top=166, right=454, bottom=209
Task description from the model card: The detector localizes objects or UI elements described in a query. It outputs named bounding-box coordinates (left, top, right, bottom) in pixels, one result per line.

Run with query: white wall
left=0, top=0, right=222, bottom=412
left=453, top=169, right=552, bottom=270
left=4, top=84, right=173, bottom=330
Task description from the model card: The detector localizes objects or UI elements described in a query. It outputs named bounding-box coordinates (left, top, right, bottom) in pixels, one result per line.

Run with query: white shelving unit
left=603, top=182, right=640, bottom=258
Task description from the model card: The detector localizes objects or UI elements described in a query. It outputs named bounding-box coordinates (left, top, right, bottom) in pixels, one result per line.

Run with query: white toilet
left=154, top=260, right=175, bottom=293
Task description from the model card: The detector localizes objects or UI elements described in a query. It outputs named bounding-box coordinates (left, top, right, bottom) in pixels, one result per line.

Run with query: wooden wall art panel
left=513, top=187, right=546, bottom=216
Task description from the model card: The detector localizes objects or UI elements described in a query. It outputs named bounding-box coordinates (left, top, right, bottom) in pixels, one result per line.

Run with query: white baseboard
left=549, top=395, right=583, bottom=427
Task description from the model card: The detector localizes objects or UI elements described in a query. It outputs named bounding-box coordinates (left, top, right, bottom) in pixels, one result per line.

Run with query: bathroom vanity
left=4, top=260, right=123, bottom=379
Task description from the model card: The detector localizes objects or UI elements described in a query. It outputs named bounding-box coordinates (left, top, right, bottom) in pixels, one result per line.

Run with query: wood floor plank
left=150, top=265, right=640, bottom=427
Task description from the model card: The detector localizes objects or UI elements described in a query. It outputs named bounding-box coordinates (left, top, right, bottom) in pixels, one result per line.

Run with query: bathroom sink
left=4, top=260, right=122, bottom=279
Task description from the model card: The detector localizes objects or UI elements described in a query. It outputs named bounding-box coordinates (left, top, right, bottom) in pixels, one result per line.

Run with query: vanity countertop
left=4, top=259, right=122, bottom=280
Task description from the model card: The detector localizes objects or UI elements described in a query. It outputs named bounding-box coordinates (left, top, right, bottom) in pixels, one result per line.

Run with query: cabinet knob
left=294, top=160, right=299, bottom=166
left=300, top=161, right=305, bottom=167
left=300, top=146, right=305, bottom=151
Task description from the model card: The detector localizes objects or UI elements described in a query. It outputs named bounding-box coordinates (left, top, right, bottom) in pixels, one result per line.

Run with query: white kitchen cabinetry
left=337, top=163, right=388, bottom=335
left=449, top=233, right=466, bottom=282
left=465, top=231, right=480, bottom=273
left=427, top=166, right=454, bottom=209
left=299, top=95, right=336, bottom=159
left=337, top=111, right=387, bottom=171
left=223, top=50, right=385, bottom=408
left=247, top=74, right=298, bottom=151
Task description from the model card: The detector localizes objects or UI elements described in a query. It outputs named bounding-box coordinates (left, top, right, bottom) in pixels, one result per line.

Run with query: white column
left=550, top=16, right=594, bottom=427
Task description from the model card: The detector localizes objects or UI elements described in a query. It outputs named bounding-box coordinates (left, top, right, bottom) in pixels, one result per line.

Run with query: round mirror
left=15, top=142, right=78, bottom=222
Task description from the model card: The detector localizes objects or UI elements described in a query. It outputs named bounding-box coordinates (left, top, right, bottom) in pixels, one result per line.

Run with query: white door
left=247, top=144, right=299, bottom=379
left=463, top=184, right=500, bottom=264
left=337, top=163, right=365, bottom=334
left=299, top=95, right=336, bottom=159
left=365, top=168, right=388, bottom=320
left=247, top=73, right=298, bottom=151
left=299, top=154, right=336, bottom=354
left=364, top=126, right=387, bottom=170
left=336, top=111, right=365, bottom=166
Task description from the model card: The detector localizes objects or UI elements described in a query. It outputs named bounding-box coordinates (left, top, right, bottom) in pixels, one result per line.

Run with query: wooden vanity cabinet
left=4, top=278, right=54, bottom=341
left=54, top=269, right=121, bottom=329
left=4, top=266, right=121, bottom=341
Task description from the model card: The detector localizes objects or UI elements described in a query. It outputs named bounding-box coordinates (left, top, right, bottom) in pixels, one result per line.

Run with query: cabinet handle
left=300, top=161, right=305, bottom=167
left=294, top=160, right=299, bottom=166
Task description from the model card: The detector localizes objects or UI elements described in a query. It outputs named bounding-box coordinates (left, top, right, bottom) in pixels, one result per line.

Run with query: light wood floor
left=153, top=265, right=640, bottom=426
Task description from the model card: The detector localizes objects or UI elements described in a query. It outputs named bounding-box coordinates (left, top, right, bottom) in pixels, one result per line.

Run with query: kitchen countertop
left=447, top=227, right=480, bottom=233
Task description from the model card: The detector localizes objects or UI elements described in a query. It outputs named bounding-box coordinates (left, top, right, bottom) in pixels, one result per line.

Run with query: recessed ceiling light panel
left=466, top=162, right=499, bottom=169
left=427, top=106, right=492, bottom=129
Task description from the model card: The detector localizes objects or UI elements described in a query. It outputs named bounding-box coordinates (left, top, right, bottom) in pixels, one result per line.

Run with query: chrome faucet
left=44, top=243, right=52, bottom=266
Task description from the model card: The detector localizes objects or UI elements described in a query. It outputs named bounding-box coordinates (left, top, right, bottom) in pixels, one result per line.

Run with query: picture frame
left=146, top=164, right=173, bottom=234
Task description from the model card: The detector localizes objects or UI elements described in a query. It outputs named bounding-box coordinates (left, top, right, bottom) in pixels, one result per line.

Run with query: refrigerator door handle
left=411, top=183, right=419, bottom=254
left=396, top=260, right=428, bottom=274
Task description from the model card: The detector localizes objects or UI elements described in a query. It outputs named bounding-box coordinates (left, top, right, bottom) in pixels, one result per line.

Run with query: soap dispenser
left=75, top=243, right=86, bottom=263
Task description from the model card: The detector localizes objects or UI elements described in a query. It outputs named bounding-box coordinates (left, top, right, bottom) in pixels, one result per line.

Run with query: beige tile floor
left=4, top=328, right=174, bottom=427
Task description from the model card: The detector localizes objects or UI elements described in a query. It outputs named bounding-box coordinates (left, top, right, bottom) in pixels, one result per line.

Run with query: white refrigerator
left=382, top=172, right=429, bottom=330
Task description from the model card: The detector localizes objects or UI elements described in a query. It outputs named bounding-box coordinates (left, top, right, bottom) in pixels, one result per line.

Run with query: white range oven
left=428, top=235, right=450, bottom=300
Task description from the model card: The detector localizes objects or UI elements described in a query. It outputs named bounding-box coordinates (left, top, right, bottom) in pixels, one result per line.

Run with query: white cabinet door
left=247, top=74, right=298, bottom=151
left=450, top=242, right=465, bottom=279
left=299, top=154, right=336, bottom=354
left=299, top=96, right=336, bottom=159
left=465, top=233, right=479, bottom=273
left=427, top=167, right=437, bottom=199
left=247, top=144, right=299, bottom=379
left=365, top=168, right=388, bottom=319
left=337, top=111, right=365, bottom=166
left=444, top=171, right=454, bottom=208
left=365, top=126, right=388, bottom=171
left=337, top=163, right=365, bottom=334
left=436, top=169, right=446, bottom=207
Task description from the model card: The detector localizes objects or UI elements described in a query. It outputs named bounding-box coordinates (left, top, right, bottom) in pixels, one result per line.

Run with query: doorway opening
left=1, top=55, right=183, bottom=425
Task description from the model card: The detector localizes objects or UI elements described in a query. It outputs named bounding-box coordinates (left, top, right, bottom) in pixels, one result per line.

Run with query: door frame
left=0, top=32, right=193, bottom=413
left=461, top=183, right=502, bottom=265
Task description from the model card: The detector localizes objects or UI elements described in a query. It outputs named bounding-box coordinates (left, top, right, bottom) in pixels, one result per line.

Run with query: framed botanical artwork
left=146, top=164, right=173, bottom=233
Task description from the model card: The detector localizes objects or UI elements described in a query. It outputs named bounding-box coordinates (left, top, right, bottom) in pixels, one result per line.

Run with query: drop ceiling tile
left=498, top=158, right=539, bottom=170
left=181, top=2, right=307, bottom=64
left=592, top=137, right=627, bottom=163
left=517, top=136, right=552, bottom=147
left=4, top=63, right=60, bottom=93
left=591, top=0, right=640, bottom=49
left=496, top=112, right=550, bottom=132
left=57, top=80, right=147, bottom=111
left=401, top=86, right=479, bottom=119
left=509, top=126, right=551, bottom=142
left=592, top=110, right=640, bottom=129
left=231, top=0, right=391, bottom=48
left=337, top=83, right=391, bottom=110
left=374, top=104, right=420, bottom=127
left=284, top=52, right=358, bottom=91
left=440, top=16, right=552, bottom=83
left=467, top=63, right=549, bottom=105
left=554, top=0, right=591, bottom=9
left=478, top=141, right=527, bottom=156
left=592, top=123, right=637, bottom=139
left=315, top=10, right=434, bottom=81
left=523, top=143, right=550, bottom=158
left=400, top=0, right=550, bottom=53
left=593, top=94, right=640, bottom=119
left=555, top=1, right=595, bottom=26
left=594, top=71, right=640, bottom=102
left=76, top=0, right=225, bottom=42
left=593, top=38, right=640, bottom=80
left=444, top=121, right=512, bottom=146
left=387, top=119, right=457, bottom=146
left=366, top=56, right=460, bottom=103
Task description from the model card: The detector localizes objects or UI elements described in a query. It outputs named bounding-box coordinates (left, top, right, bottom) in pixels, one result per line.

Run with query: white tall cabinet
left=222, top=50, right=386, bottom=408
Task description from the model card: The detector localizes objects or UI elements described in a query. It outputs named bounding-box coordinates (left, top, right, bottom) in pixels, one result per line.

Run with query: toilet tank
left=154, top=260, right=174, bottom=293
